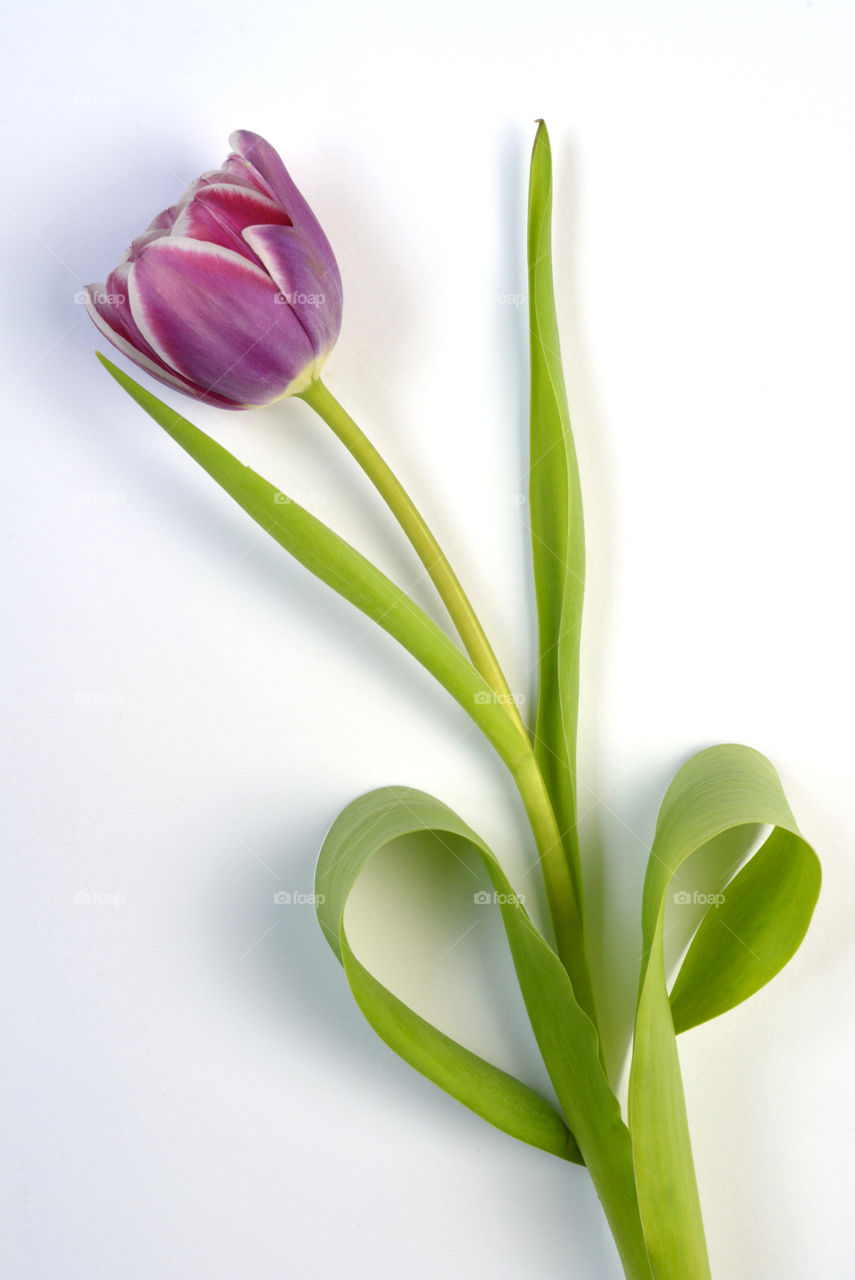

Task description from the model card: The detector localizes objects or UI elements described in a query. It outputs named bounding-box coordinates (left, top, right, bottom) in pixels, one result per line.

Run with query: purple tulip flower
left=84, top=131, right=342, bottom=409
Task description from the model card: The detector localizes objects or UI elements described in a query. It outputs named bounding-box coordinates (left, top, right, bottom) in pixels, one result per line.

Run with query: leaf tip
left=94, top=349, right=121, bottom=380
left=533, top=118, right=551, bottom=150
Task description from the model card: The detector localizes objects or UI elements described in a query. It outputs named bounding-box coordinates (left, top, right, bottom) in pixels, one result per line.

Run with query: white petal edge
left=82, top=285, right=219, bottom=403
left=126, top=237, right=275, bottom=380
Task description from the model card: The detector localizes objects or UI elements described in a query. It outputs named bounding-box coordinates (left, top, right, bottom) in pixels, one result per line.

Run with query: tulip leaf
left=317, top=785, right=654, bottom=1280
left=527, top=122, right=586, bottom=917
left=629, top=744, right=820, bottom=1279
left=669, top=823, right=821, bottom=1034
left=94, top=354, right=531, bottom=781
left=316, top=785, right=579, bottom=1162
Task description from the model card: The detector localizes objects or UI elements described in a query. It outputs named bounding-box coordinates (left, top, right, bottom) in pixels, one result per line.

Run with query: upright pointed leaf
left=528, top=122, right=585, bottom=914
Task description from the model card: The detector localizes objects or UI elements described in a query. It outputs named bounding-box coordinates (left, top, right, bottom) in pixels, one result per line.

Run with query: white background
left=2, top=1, right=854, bottom=1276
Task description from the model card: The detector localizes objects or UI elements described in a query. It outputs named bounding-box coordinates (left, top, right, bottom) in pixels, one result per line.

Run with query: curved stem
left=298, top=378, right=597, bottom=1026
left=299, top=379, right=529, bottom=741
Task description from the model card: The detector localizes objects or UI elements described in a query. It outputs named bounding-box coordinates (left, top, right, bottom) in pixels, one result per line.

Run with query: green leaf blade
left=669, top=823, right=821, bottom=1035
left=318, top=785, right=654, bottom=1279
left=629, top=744, right=820, bottom=1279
left=527, top=121, right=586, bottom=916
left=316, top=785, right=580, bottom=1162
left=95, top=353, right=529, bottom=778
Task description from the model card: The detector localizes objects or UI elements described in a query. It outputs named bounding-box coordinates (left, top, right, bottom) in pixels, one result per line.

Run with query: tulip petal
left=82, top=284, right=238, bottom=407
left=228, top=131, right=307, bottom=215
left=215, top=156, right=272, bottom=197
left=100, top=259, right=241, bottom=409
left=103, top=260, right=159, bottom=353
left=200, top=163, right=261, bottom=191
left=128, top=238, right=317, bottom=405
left=172, top=183, right=290, bottom=259
left=145, top=205, right=178, bottom=235
left=84, top=131, right=341, bottom=408
left=122, top=229, right=166, bottom=263
left=243, top=223, right=342, bottom=360
left=228, top=131, right=340, bottom=275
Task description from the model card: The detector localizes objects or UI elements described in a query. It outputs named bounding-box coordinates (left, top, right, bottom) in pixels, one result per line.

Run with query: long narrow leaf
left=528, top=122, right=586, bottom=913
left=96, top=354, right=530, bottom=778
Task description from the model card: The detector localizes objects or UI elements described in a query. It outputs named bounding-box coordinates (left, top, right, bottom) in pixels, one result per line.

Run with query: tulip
left=84, top=131, right=342, bottom=408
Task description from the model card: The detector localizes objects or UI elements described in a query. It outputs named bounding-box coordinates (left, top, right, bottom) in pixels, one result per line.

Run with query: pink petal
left=83, top=283, right=239, bottom=408
left=228, top=131, right=341, bottom=286
left=242, top=223, right=342, bottom=360
left=128, top=238, right=316, bottom=405
left=171, top=183, right=291, bottom=259
left=228, top=131, right=318, bottom=232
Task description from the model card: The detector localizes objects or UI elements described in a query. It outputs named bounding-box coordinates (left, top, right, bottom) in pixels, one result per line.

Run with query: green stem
left=98, top=354, right=642, bottom=1265
left=512, top=753, right=596, bottom=1024
left=299, top=378, right=597, bottom=1026
left=299, top=379, right=528, bottom=739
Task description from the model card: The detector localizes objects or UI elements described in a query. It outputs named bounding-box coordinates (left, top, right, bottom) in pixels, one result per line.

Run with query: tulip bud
left=84, top=131, right=342, bottom=408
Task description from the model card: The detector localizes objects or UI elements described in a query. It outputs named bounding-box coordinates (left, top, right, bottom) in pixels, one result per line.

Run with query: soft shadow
left=207, top=806, right=626, bottom=1277
left=208, top=814, right=555, bottom=1157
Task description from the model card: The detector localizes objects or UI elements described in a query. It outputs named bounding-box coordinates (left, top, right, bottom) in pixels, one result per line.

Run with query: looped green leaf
left=316, top=785, right=654, bottom=1279
left=669, top=822, right=820, bottom=1034
left=629, top=744, right=821, bottom=1280
left=315, top=785, right=579, bottom=1162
